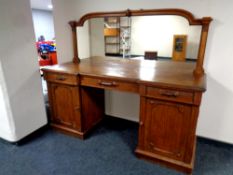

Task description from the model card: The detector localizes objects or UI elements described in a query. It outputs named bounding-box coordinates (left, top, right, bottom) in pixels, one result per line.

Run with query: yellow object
left=104, top=28, right=119, bottom=36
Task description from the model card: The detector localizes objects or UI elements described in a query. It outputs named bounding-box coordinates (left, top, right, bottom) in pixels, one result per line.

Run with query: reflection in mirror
left=77, top=15, right=202, bottom=62
left=77, top=18, right=105, bottom=59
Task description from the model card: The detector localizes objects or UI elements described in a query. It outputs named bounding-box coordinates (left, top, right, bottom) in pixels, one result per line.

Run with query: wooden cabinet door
left=48, top=83, right=81, bottom=131
left=143, top=98, right=192, bottom=161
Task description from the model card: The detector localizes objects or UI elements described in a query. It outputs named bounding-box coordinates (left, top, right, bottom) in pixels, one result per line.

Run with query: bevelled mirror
left=69, top=9, right=212, bottom=76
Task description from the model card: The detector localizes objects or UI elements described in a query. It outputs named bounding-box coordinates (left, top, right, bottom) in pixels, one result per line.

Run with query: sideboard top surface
left=42, top=56, right=206, bottom=91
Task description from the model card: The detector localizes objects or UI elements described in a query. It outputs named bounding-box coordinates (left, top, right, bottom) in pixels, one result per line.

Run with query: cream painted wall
left=52, top=0, right=233, bottom=144
left=0, top=0, right=47, bottom=141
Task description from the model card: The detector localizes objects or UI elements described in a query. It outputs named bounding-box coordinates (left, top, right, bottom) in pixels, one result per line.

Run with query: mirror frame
left=69, top=9, right=212, bottom=76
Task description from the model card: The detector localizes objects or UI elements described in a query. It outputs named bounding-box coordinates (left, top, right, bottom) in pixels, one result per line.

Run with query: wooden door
left=48, top=83, right=81, bottom=131
left=172, top=35, right=187, bottom=61
left=143, top=98, right=192, bottom=161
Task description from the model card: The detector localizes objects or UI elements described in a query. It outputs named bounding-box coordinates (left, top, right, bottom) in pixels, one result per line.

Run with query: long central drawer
left=80, top=76, right=139, bottom=93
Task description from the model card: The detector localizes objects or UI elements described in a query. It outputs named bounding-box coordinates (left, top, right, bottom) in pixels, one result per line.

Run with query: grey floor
left=0, top=117, right=233, bottom=175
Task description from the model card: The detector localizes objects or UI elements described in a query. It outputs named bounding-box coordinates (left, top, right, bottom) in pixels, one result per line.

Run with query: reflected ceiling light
left=48, top=4, right=53, bottom=9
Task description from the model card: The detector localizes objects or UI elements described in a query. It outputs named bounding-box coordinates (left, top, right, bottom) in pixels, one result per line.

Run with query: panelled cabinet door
left=49, top=83, right=81, bottom=131
left=143, top=98, right=192, bottom=161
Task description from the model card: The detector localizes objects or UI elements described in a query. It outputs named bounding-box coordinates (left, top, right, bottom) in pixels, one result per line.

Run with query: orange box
left=104, top=28, right=119, bottom=36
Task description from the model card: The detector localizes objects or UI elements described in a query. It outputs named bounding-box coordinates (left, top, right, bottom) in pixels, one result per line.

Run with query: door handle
left=159, top=90, right=179, bottom=98
left=56, top=75, right=67, bottom=81
left=98, top=81, right=117, bottom=87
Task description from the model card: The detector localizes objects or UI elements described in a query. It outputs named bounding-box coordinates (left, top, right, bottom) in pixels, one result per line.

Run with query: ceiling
left=30, top=0, right=53, bottom=11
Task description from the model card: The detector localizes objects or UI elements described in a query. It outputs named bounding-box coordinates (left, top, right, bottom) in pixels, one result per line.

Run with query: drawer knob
left=56, top=76, right=67, bottom=81
left=160, top=90, right=179, bottom=98
left=99, top=81, right=117, bottom=87
left=74, top=106, right=80, bottom=111
left=150, top=100, right=155, bottom=104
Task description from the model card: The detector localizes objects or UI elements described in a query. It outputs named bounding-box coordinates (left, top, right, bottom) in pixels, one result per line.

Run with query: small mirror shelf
left=69, top=9, right=212, bottom=76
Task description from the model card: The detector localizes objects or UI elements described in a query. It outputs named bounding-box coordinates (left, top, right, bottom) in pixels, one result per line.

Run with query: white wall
left=52, top=0, right=233, bottom=144
left=77, top=21, right=90, bottom=59
left=32, top=9, right=55, bottom=41
left=0, top=0, right=47, bottom=142
left=131, top=16, right=201, bottom=59
left=89, top=18, right=105, bottom=57
left=52, top=0, right=78, bottom=63
left=0, top=63, right=15, bottom=140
